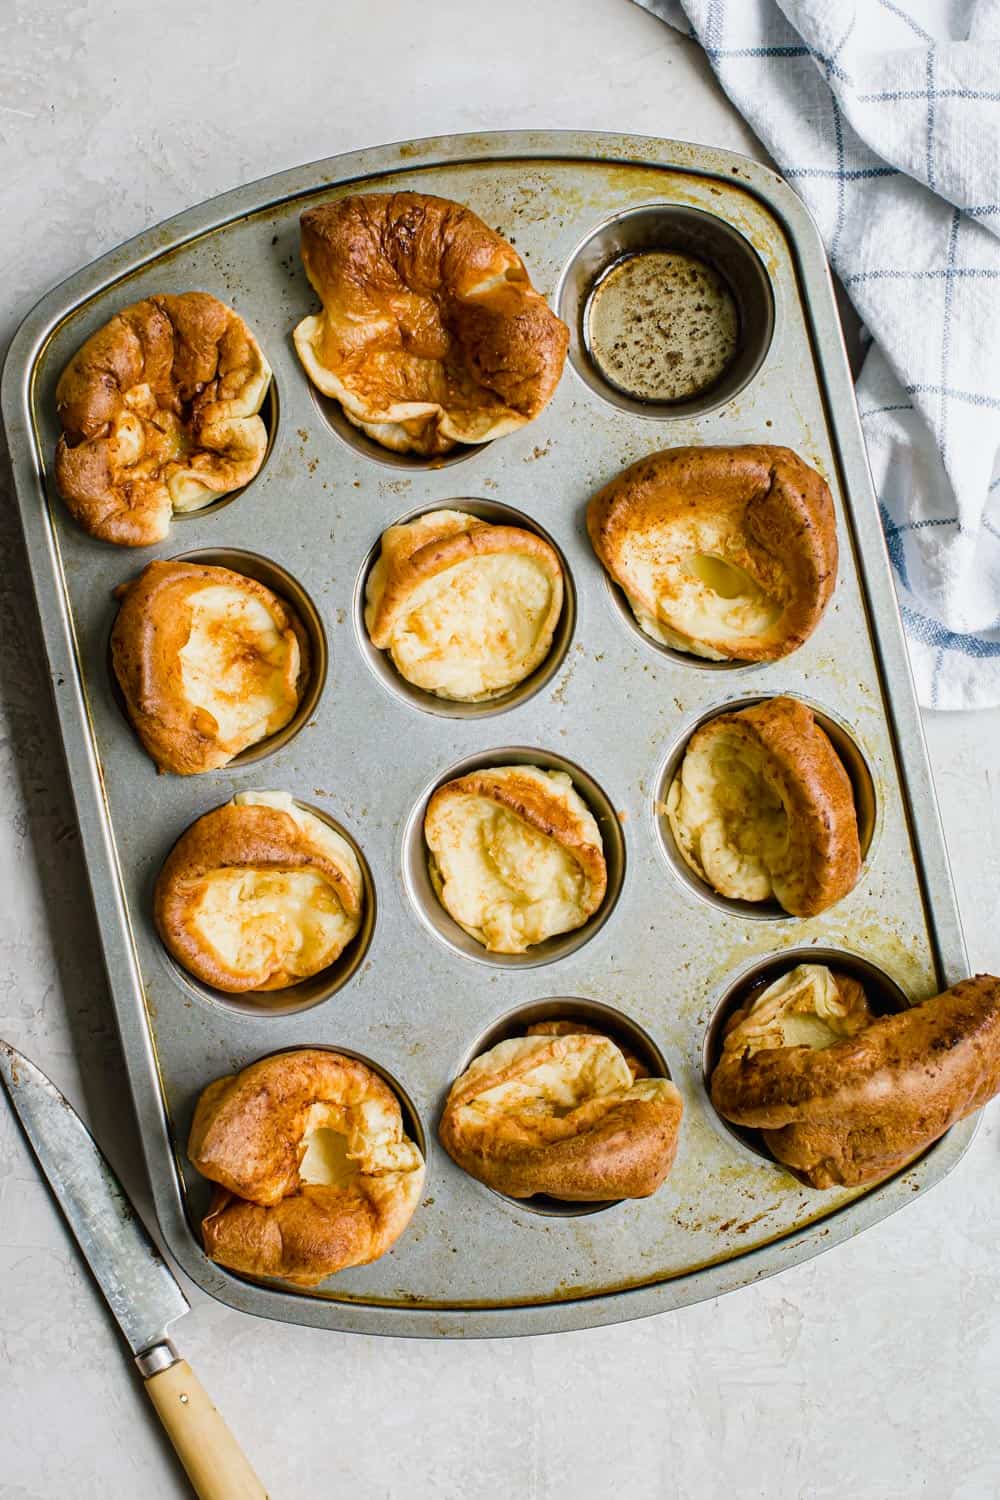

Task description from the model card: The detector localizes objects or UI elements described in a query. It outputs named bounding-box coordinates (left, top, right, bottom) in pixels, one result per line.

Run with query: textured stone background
left=2, top=2, right=999, bottom=1496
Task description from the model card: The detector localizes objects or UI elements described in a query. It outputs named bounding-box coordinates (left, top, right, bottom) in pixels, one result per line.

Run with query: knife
left=0, top=1039, right=269, bottom=1500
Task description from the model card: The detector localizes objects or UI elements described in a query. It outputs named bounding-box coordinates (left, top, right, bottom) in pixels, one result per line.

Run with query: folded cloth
left=634, top=0, right=1000, bottom=709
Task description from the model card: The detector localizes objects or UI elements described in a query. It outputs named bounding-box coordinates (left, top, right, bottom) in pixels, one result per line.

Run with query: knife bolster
left=135, top=1340, right=179, bottom=1377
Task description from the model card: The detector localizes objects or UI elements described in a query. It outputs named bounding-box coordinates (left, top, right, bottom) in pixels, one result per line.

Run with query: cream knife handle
left=139, top=1347, right=268, bottom=1499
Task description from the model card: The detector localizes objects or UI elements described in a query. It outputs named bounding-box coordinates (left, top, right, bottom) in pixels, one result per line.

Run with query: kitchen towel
left=634, top=0, right=1000, bottom=709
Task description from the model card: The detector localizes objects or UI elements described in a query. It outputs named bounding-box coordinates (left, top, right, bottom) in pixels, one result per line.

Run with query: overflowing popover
left=55, top=293, right=271, bottom=546
left=587, top=445, right=837, bottom=660
left=189, top=1049, right=424, bottom=1285
left=423, top=765, right=607, bottom=954
left=111, top=559, right=309, bottom=774
left=666, top=696, right=861, bottom=916
left=155, top=791, right=364, bottom=992
left=364, top=508, right=565, bottom=701
left=711, top=966, right=1000, bottom=1188
left=293, top=192, right=568, bottom=456
left=440, top=1021, right=683, bottom=1200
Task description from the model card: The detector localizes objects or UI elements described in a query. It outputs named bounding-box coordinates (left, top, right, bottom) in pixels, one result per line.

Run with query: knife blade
left=0, top=1039, right=188, bottom=1354
left=0, top=1039, right=268, bottom=1500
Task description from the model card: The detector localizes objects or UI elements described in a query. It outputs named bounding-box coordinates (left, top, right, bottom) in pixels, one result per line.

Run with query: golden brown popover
left=155, top=792, right=364, bottom=992
left=666, top=696, right=861, bottom=916
left=711, top=968, right=1000, bottom=1188
left=293, top=192, right=568, bottom=456
left=55, top=293, right=271, bottom=546
left=439, top=1025, right=682, bottom=1200
left=189, top=1049, right=424, bottom=1285
left=111, top=559, right=308, bottom=775
left=364, top=509, right=564, bottom=701
left=587, top=446, right=837, bottom=660
left=424, top=765, right=607, bottom=954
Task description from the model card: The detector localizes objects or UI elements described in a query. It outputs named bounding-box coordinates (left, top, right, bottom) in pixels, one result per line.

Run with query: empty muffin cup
left=557, top=204, right=774, bottom=418
left=702, top=947, right=909, bottom=1165
left=653, top=696, right=878, bottom=920
left=402, top=746, right=626, bottom=969
left=156, top=796, right=376, bottom=1018
left=354, top=498, right=576, bottom=718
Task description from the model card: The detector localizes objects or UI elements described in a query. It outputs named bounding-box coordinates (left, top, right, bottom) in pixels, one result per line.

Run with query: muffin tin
left=1, top=132, right=968, bottom=1337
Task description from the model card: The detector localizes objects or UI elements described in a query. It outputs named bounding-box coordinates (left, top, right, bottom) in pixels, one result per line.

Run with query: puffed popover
left=111, top=559, right=308, bottom=775
left=189, top=1049, right=424, bottom=1285
left=155, top=792, right=363, bottom=992
left=293, top=192, right=568, bottom=456
left=364, top=509, right=564, bottom=701
left=424, top=765, right=607, bottom=954
left=587, top=445, right=837, bottom=660
left=55, top=293, right=271, bottom=547
left=666, top=696, right=861, bottom=916
left=711, top=967, right=1000, bottom=1187
left=439, top=1023, right=682, bottom=1200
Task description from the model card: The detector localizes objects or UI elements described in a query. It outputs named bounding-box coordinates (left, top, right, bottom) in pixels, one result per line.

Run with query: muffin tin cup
left=106, top=546, right=328, bottom=771
left=401, top=746, right=626, bottom=969
left=652, top=694, right=880, bottom=922
left=156, top=796, right=376, bottom=1019
left=447, top=996, right=674, bottom=1219
left=181, top=1041, right=427, bottom=1257
left=354, top=498, right=577, bottom=719
left=701, top=947, right=910, bottom=1168
left=557, top=203, right=775, bottom=419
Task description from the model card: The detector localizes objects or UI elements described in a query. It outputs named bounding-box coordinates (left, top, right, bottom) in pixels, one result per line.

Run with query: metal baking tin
left=1, top=131, right=970, bottom=1338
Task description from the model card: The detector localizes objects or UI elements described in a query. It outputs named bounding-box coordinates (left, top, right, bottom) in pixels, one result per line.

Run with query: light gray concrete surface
left=1, top=3, right=999, bottom=1496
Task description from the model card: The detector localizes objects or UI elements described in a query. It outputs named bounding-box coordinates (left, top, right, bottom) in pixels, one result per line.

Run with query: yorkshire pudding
left=666, top=696, right=861, bottom=916
left=55, top=292, right=272, bottom=547
left=439, top=1026, right=682, bottom=1200
left=189, top=1049, right=424, bottom=1285
left=711, top=967, right=1000, bottom=1188
left=293, top=192, right=568, bottom=456
left=111, top=559, right=308, bottom=774
left=365, top=509, right=564, bottom=700
left=587, top=445, right=837, bottom=660
left=155, top=792, right=364, bottom=992
left=424, top=765, right=607, bottom=954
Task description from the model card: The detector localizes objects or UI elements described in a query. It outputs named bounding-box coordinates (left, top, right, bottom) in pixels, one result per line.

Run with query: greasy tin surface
left=1, top=132, right=970, bottom=1337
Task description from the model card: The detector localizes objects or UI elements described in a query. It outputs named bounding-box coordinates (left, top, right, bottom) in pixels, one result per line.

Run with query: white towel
left=634, top=0, right=1000, bottom=709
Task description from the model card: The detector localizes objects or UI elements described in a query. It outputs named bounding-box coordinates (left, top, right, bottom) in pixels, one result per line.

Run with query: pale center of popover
left=466, top=1036, right=635, bottom=1120
left=179, top=584, right=300, bottom=747
left=189, top=794, right=361, bottom=980
left=390, top=552, right=555, bottom=698
left=298, top=1123, right=359, bottom=1187
left=725, top=964, right=874, bottom=1057
left=623, top=530, right=782, bottom=659
left=668, top=730, right=788, bottom=902
left=193, top=869, right=347, bottom=975
left=433, top=796, right=587, bottom=952
left=297, top=1099, right=423, bottom=1185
